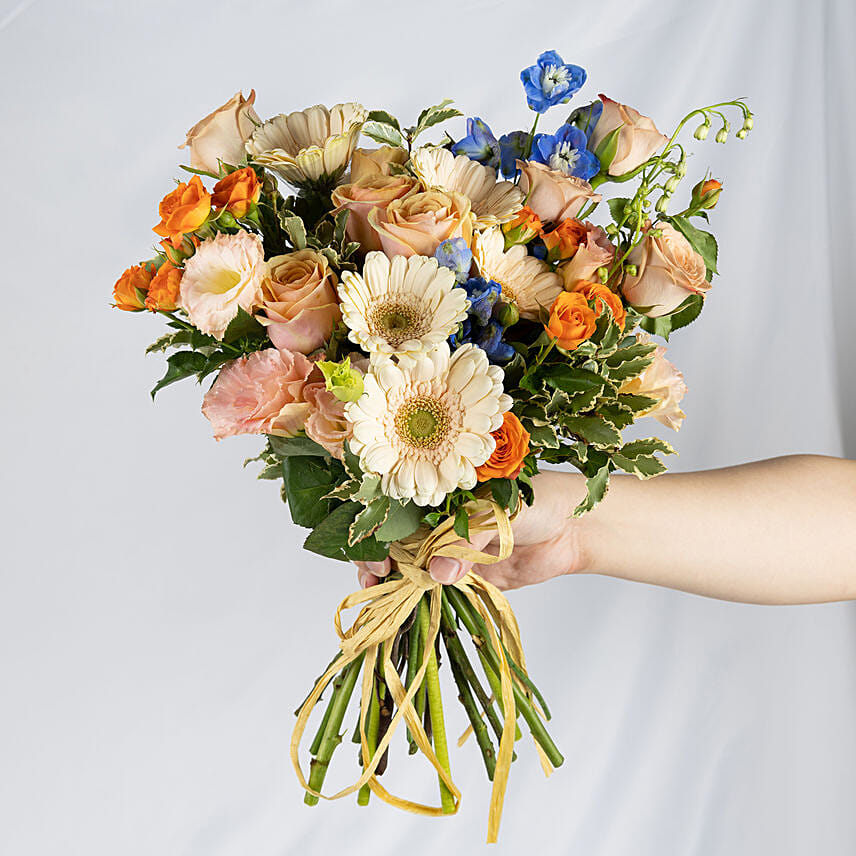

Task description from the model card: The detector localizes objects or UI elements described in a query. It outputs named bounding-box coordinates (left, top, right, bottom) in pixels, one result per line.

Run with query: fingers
left=354, top=558, right=391, bottom=589
left=428, top=530, right=495, bottom=585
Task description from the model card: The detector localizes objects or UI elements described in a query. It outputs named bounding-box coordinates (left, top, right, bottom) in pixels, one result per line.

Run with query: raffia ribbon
left=290, top=498, right=547, bottom=843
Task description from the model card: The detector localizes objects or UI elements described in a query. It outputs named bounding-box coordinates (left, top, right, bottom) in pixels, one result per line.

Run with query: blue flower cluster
left=520, top=50, right=586, bottom=114
left=434, top=238, right=472, bottom=283
left=530, top=124, right=600, bottom=180
left=448, top=277, right=515, bottom=363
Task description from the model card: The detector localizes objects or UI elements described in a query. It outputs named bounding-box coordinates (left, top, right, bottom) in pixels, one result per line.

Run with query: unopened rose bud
left=217, top=210, right=239, bottom=229
left=625, top=263, right=637, bottom=277
left=691, top=177, right=723, bottom=210
left=494, top=300, right=519, bottom=328
left=694, top=122, right=710, bottom=140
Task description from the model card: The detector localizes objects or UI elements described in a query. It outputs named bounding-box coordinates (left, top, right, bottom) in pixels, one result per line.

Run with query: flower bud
left=216, top=210, right=239, bottom=229
left=691, top=177, right=723, bottom=210
left=317, top=356, right=364, bottom=403
left=605, top=223, right=619, bottom=237
left=502, top=205, right=543, bottom=249
left=736, top=129, right=748, bottom=140
left=694, top=122, right=710, bottom=140
left=664, top=176, right=680, bottom=193
left=655, top=195, right=669, bottom=213
left=494, top=300, right=520, bottom=328
left=597, top=266, right=609, bottom=284
left=715, top=127, right=728, bottom=144
left=743, top=115, right=754, bottom=131
left=625, top=263, right=637, bottom=277
left=675, top=161, right=687, bottom=178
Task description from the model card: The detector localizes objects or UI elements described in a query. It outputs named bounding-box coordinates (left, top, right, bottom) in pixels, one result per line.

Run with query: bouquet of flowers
left=113, top=50, right=751, bottom=841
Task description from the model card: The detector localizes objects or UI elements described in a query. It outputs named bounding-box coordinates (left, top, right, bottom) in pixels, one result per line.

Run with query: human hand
left=354, top=471, right=588, bottom=591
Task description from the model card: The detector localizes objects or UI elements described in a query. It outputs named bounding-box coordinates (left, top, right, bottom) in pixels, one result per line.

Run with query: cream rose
left=180, top=230, right=267, bottom=340
left=623, top=222, right=709, bottom=316
left=181, top=90, right=260, bottom=175
left=517, top=160, right=601, bottom=224
left=350, top=146, right=409, bottom=182
left=256, top=250, right=340, bottom=354
left=331, top=174, right=417, bottom=251
left=620, top=334, right=687, bottom=430
left=589, top=95, right=668, bottom=176
left=560, top=222, right=616, bottom=288
left=368, top=189, right=473, bottom=258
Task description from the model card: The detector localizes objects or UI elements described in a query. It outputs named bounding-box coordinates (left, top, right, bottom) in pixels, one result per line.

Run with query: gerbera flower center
left=368, top=299, right=428, bottom=347
left=394, top=395, right=451, bottom=449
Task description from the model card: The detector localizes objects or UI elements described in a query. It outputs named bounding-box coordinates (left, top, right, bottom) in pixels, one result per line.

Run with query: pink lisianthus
left=201, top=347, right=314, bottom=440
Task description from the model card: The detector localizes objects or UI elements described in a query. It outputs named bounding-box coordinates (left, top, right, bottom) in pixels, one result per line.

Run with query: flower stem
left=304, top=653, right=364, bottom=806
left=418, top=597, right=455, bottom=814
left=357, top=671, right=380, bottom=806
left=405, top=609, right=421, bottom=751
left=410, top=598, right=428, bottom=755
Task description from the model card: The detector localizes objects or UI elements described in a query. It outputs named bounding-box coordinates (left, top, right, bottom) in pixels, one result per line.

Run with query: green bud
left=605, top=223, right=619, bottom=237
left=494, top=300, right=519, bottom=328
left=317, top=356, right=364, bottom=403
left=664, top=176, right=680, bottom=193
left=743, top=115, right=754, bottom=130
left=597, top=266, right=609, bottom=284
left=675, top=161, right=687, bottom=178
left=217, top=210, right=239, bottom=229
left=694, top=122, right=710, bottom=140
left=625, top=263, right=638, bottom=277
left=650, top=228, right=663, bottom=238
left=736, top=128, right=748, bottom=140
left=715, top=128, right=728, bottom=144
left=655, top=196, right=669, bottom=213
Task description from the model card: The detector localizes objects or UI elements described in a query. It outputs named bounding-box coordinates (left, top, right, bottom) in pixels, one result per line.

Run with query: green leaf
left=280, top=214, right=308, bottom=250
left=639, top=293, right=704, bottom=341
left=362, top=121, right=404, bottom=148
left=489, top=478, right=513, bottom=508
left=528, top=423, right=560, bottom=449
left=593, top=126, right=622, bottom=173
left=282, top=456, right=336, bottom=528
left=303, top=502, right=360, bottom=561
left=453, top=506, right=470, bottom=540
left=375, top=501, right=422, bottom=542
left=150, top=351, right=207, bottom=398
left=354, top=474, right=382, bottom=504
left=324, top=480, right=359, bottom=501
left=344, top=536, right=389, bottom=563
left=617, top=393, right=659, bottom=413
left=603, top=357, right=653, bottom=383
left=613, top=453, right=667, bottom=478
left=619, top=437, right=676, bottom=459
left=366, top=110, right=401, bottom=132
left=608, top=197, right=632, bottom=223
left=223, top=308, right=265, bottom=343
left=562, top=415, right=622, bottom=448
left=543, top=365, right=605, bottom=398
left=333, top=209, right=349, bottom=246
left=669, top=215, right=718, bottom=275
left=146, top=330, right=193, bottom=354
left=268, top=435, right=330, bottom=458
left=343, top=442, right=362, bottom=481
left=573, top=463, right=611, bottom=516
left=349, top=496, right=391, bottom=545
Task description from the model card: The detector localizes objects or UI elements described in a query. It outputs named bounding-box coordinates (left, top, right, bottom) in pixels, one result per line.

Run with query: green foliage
left=269, top=435, right=330, bottom=458
left=668, top=215, right=718, bottom=276
left=375, top=501, right=422, bottom=542
left=282, top=456, right=338, bottom=528
left=453, top=506, right=470, bottom=540
left=639, top=293, right=704, bottom=340
left=362, top=120, right=405, bottom=148
left=303, top=502, right=389, bottom=562
left=349, top=496, right=391, bottom=546
left=573, top=463, right=611, bottom=517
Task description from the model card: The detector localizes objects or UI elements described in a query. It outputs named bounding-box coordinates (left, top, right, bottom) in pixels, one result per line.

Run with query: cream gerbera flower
left=410, top=146, right=524, bottom=230
left=246, top=102, right=367, bottom=188
left=347, top=344, right=511, bottom=506
left=338, top=252, right=468, bottom=357
left=473, top=227, right=563, bottom=320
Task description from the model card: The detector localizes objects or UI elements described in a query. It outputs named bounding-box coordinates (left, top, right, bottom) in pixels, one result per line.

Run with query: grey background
left=2, top=0, right=854, bottom=853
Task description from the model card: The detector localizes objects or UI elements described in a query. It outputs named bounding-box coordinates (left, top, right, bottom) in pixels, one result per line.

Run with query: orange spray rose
left=476, top=412, right=531, bottom=481
left=212, top=167, right=261, bottom=218
left=544, top=291, right=597, bottom=350
left=112, top=263, right=155, bottom=311
left=153, top=175, right=211, bottom=248
left=541, top=218, right=587, bottom=262
left=145, top=262, right=183, bottom=312
left=571, top=279, right=626, bottom=330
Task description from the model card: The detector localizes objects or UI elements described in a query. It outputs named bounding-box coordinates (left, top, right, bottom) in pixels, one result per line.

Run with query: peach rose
left=202, top=347, right=314, bottom=440
left=153, top=175, right=211, bottom=249
left=620, top=334, right=687, bottom=430
left=623, top=222, right=709, bottom=317
left=559, top=222, right=615, bottom=287
left=331, top=174, right=417, bottom=251
left=145, top=261, right=182, bottom=312
left=571, top=280, right=626, bottom=330
left=476, top=412, right=531, bottom=481
left=588, top=95, right=668, bottom=176
left=517, top=160, right=601, bottom=224
left=180, top=90, right=260, bottom=175
left=180, top=230, right=267, bottom=340
left=211, top=167, right=261, bottom=218
left=112, top=263, right=154, bottom=311
left=544, top=291, right=597, bottom=351
left=368, top=189, right=473, bottom=258
left=257, top=250, right=340, bottom=354
left=350, top=146, right=409, bottom=182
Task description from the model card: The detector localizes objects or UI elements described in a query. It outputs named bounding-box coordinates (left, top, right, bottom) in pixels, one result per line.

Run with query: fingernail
left=366, top=561, right=386, bottom=574
left=358, top=571, right=371, bottom=589
left=430, top=557, right=461, bottom=585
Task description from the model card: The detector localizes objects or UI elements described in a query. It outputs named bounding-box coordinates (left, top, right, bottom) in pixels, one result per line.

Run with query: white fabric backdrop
left=2, top=0, right=855, bottom=853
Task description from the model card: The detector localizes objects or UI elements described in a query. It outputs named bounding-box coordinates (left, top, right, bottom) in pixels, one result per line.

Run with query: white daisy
left=410, top=146, right=524, bottom=230
left=472, top=226, right=563, bottom=320
left=246, top=102, right=366, bottom=187
left=346, top=344, right=512, bottom=507
left=338, top=252, right=468, bottom=357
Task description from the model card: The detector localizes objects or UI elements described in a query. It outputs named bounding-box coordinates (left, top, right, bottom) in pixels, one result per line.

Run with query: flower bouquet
left=113, top=51, right=751, bottom=841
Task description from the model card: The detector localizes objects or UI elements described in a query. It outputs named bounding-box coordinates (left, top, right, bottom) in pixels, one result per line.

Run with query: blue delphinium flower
left=499, top=130, right=530, bottom=179
left=475, top=321, right=515, bottom=363
left=530, top=124, right=600, bottom=180
left=434, top=238, right=473, bottom=284
left=567, top=100, right=603, bottom=138
left=447, top=277, right=513, bottom=363
left=451, top=118, right=500, bottom=170
left=462, top=277, right=501, bottom=325
left=520, top=51, right=586, bottom=114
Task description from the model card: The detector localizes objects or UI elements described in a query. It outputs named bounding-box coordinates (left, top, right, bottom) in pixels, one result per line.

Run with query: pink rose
left=256, top=250, right=341, bottom=354
left=588, top=95, right=668, bottom=176
left=350, top=146, right=409, bottom=182
left=180, top=90, right=260, bottom=175
left=201, top=347, right=314, bottom=440
left=559, top=222, right=616, bottom=288
left=620, top=334, right=687, bottom=430
left=331, top=174, right=417, bottom=251
left=623, top=221, right=709, bottom=317
left=368, top=189, right=473, bottom=258
left=517, top=160, right=601, bottom=224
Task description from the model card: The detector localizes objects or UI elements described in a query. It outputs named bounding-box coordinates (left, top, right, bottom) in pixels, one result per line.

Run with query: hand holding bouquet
left=113, top=51, right=751, bottom=841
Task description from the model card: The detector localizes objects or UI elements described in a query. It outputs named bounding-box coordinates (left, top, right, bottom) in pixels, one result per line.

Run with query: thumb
left=428, top=529, right=495, bottom=585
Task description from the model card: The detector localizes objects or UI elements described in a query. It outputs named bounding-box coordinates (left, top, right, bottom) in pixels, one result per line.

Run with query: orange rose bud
left=572, top=279, right=626, bottom=330
left=541, top=218, right=587, bottom=262
left=501, top=205, right=543, bottom=247
left=145, top=261, right=183, bottom=312
left=112, top=263, right=155, bottom=311
left=476, top=411, right=531, bottom=481
left=211, top=167, right=261, bottom=219
left=544, top=291, right=597, bottom=351
left=159, top=234, right=199, bottom=266
left=153, top=175, right=212, bottom=248
left=691, top=177, right=722, bottom=210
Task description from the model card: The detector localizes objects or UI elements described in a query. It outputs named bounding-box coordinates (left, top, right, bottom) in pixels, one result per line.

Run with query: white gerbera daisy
left=473, top=226, right=563, bottom=320
left=246, top=102, right=366, bottom=188
left=338, top=252, right=468, bottom=357
left=346, top=344, right=511, bottom=506
left=410, top=146, right=523, bottom=230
